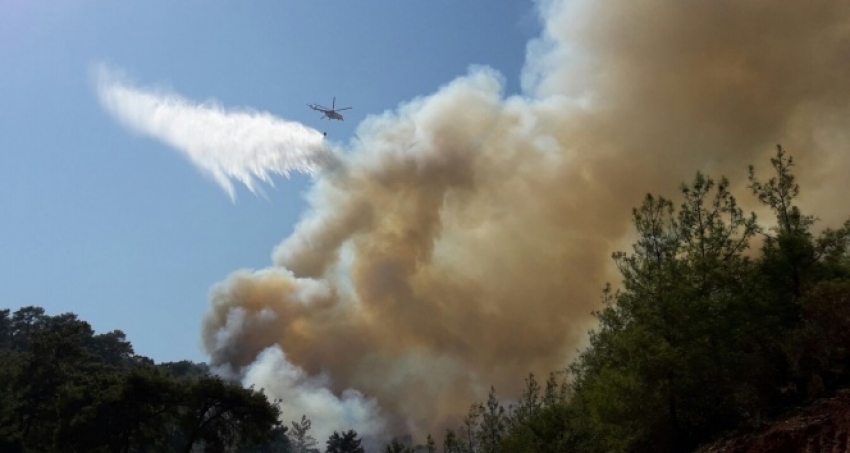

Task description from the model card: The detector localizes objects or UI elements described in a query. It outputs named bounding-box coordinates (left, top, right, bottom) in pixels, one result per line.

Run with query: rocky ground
left=695, top=390, right=850, bottom=453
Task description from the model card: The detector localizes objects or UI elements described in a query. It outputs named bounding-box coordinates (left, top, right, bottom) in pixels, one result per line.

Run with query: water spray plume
left=94, top=64, right=329, bottom=201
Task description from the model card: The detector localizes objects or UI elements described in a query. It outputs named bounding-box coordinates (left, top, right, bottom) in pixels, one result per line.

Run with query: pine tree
left=425, top=434, right=436, bottom=453
left=325, top=429, right=364, bottom=453
left=479, top=387, right=506, bottom=453
left=289, top=415, right=318, bottom=453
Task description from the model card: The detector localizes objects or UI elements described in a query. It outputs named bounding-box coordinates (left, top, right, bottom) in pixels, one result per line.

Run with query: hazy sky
left=0, top=1, right=538, bottom=363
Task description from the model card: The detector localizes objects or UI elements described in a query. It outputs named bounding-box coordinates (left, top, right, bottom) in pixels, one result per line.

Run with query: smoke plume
left=203, top=0, right=850, bottom=442
left=95, top=64, right=328, bottom=200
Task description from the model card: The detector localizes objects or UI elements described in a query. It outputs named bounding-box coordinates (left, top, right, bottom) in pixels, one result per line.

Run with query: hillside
left=697, top=391, right=850, bottom=453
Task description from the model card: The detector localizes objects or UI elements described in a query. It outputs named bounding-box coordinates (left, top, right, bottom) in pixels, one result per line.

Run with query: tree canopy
left=0, top=307, right=284, bottom=453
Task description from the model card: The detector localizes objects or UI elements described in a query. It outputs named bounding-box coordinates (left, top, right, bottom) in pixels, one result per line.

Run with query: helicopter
left=307, top=97, right=352, bottom=121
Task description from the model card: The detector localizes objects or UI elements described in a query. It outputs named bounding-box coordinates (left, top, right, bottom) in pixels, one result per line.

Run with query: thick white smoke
left=242, top=346, right=387, bottom=444
left=94, top=64, right=329, bottom=200
left=206, top=268, right=390, bottom=442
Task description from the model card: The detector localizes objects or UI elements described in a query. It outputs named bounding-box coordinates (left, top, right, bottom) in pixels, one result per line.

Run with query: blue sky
left=0, top=1, right=539, bottom=363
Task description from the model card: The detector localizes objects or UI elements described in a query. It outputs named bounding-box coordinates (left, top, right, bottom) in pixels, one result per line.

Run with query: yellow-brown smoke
left=202, top=0, right=850, bottom=442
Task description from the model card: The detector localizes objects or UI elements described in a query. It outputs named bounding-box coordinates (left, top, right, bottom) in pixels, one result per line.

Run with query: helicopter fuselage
left=323, top=110, right=343, bottom=121
left=308, top=98, right=350, bottom=121
left=308, top=105, right=344, bottom=121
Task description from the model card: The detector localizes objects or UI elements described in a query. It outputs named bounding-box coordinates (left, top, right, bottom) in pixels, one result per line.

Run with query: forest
left=2, top=146, right=849, bottom=452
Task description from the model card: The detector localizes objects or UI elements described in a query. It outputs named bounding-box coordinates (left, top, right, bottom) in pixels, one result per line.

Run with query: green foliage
left=175, top=376, right=282, bottom=452
left=325, top=429, right=364, bottom=453
left=241, top=425, right=293, bottom=453
left=785, top=281, right=850, bottom=395
left=479, top=387, right=506, bottom=453
left=443, top=428, right=461, bottom=453
left=460, top=401, right=483, bottom=453
left=500, top=373, right=575, bottom=453
left=159, top=359, right=211, bottom=379
left=0, top=306, right=285, bottom=453
left=749, top=145, right=816, bottom=306
left=562, top=146, right=850, bottom=452
left=289, top=414, right=319, bottom=453
left=566, top=168, right=764, bottom=451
